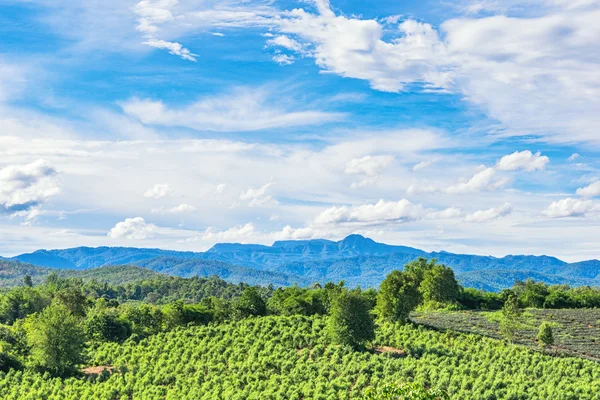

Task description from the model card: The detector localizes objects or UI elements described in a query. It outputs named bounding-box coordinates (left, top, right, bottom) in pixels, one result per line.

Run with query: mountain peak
left=340, top=234, right=373, bottom=245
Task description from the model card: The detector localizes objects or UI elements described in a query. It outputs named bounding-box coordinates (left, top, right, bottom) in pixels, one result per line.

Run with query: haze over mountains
left=3, top=235, right=600, bottom=291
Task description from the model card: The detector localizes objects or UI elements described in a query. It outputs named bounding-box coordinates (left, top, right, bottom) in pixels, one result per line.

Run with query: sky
left=0, top=0, right=599, bottom=260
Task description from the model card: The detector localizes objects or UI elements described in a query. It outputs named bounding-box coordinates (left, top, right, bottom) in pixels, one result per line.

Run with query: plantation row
left=2, top=316, right=600, bottom=399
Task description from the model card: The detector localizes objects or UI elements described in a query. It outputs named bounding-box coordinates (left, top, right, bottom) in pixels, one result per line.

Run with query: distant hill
left=5, top=235, right=600, bottom=291
left=0, top=260, right=161, bottom=287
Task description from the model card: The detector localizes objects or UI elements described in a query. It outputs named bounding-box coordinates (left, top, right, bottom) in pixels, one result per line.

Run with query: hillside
left=0, top=260, right=162, bottom=288
left=6, top=235, right=600, bottom=291
left=2, top=315, right=600, bottom=399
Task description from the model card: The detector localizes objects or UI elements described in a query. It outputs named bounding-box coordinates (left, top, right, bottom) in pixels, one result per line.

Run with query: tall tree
left=328, top=290, right=375, bottom=349
left=375, top=270, right=420, bottom=323
left=499, top=294, right=522, bottom=343
left=24, top=303, right=85, bottom=377
left=420, top=264, right=462, bottom=305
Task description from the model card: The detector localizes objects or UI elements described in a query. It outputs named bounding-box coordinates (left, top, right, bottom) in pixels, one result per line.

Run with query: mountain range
left=2, top=234, right=600, bottom=291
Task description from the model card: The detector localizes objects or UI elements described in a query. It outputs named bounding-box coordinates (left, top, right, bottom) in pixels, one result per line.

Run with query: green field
left=3, top=315, right=600, bottom=399
left=412, top=308, right=600, bottom=361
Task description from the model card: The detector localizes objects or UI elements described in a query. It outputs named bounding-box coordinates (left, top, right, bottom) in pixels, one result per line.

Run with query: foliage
left=234, top=287, right=267, bottom=318
left=23, top=303, right=85, bottom=377
left=328, top=290, right=375, bottom=349
left=419, top=265, right=461, bottom=306
left=362, top=382, right=450, bottom=400
left=537, top=321, right=554, bottom=348
left=412, top=308, right=600, bottom=360
left=376, top=271, right=420, bottom=323
left=84, top=306, right=131, bottom=343
left=499, top=294, right=523, bottom=342
left=1, top=315, right=600, bottom=399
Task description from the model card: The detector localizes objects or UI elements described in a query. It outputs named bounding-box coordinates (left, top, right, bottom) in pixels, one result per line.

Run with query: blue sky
left=0, top=0, right=599, bottom=260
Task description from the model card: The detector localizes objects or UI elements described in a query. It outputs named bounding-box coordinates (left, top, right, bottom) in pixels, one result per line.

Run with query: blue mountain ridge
left=6, top=234, right=600, bottom=291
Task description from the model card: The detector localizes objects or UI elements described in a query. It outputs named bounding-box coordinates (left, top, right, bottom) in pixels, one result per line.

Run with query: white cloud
left=201, top=222, right=257, bottom=241
left=266, top=35, right=305, bottom=52
left=407, top=183, right=438, bottom=195
left=344, top=155, right=393, bottom=176
left=152, top=203, right=197, bottom=215
left=496, top=151, right=549, bottom=172
left=239, top=182, right=278, bottom=207
left=277, top=4, right=451, bottom=92
left=350, top=178, right=376, bottom=189
left=312, top=199, right=461, bottom=226
left=0, top=160, right=60, bottom=216
left=314, top=199, right=425, bottom=226
left=108, top=217, right=159, bottom=239
left=133, top=0, right=279, bottom=60
left=143, top=39, right=197, bottom=61
left=428, top=207, right=464, bottom=219
left=412, top=159, right=437, bottom=172
left=144, top=183, right=173, bottom=199
left=272, top=54, right=295, bottom=65
left=120, top=88, right=343, bottom=132
left=446, top=167, right=509, bottom=194
left=465, top=203, right=513, bottom=223
left=576, top=180, right=600, bottom=198
left=568, top=153, right=581, bottom=162
left=273, top=1, right=600, bottom=143
left=542, top=198, right=600, bottom=218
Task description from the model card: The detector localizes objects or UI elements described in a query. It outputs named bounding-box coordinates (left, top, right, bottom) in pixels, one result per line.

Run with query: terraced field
left=412, top=308, right=600, bottom=360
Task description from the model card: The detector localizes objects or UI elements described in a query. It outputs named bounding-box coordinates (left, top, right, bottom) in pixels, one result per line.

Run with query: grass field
left=412, top=308, right=600, bottom=361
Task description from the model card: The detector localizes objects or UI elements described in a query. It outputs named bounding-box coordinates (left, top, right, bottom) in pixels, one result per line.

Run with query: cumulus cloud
left=108, top=217, right=158, bottom=239
left=568, top=153, right=581, bottom=162
left=144, top=183, right=173, bottom=199
left=542, top=198, right=600, bottom=218
left=465, top=203, right=513, bottom=223
left=120, top=88, right=343, bottom=132
left=496, top=151, right=549, bottom=172
left=313, top=199, right=461, bottom=226
left=151, top=203, right=197, bottom=215
left=446, top=167, right=509, bottom=194
left=277, top=3, right=451, bottom=92
left=0, top=160, right=60, bottom=217
left=239, top=182, right=278, bottom=207
left=576, top=181, right=600, bottom=198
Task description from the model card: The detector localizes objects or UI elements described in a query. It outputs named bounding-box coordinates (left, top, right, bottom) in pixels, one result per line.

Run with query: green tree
left=24, top=303, right=85, bottom=377
left=403, top=258, right=437, bottom=284
left=328, top=290, right=375, bottom=349
left=0, top=287, right=50, bottom=325
left=375, top=270, right=420, bottom=323
left=419, top=264, right=461, bottom=306
left=53, top=287, right=90, bottom=317
left=515, top=279, right=549, bottom=308
left=499, top=294, right=522, bottom=342
left=23, top=275, right=33, bottom=288
left=537, top=321, right=554, bottom=348
left=84, top=307, right=131, bottom=343
left=234, top=287, right=267, bottom=318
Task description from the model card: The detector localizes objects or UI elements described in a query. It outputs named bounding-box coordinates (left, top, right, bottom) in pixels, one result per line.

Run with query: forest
left=1, top=258, right=600, bottom=399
